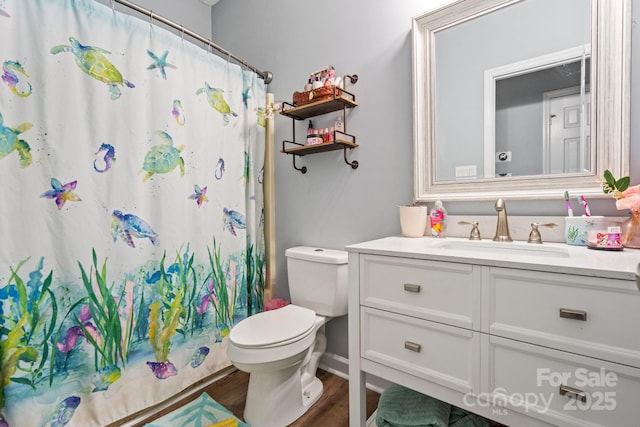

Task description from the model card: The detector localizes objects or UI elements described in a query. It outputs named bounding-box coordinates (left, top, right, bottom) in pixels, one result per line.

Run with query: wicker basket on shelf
left=293, top=85, right=342, bottom=106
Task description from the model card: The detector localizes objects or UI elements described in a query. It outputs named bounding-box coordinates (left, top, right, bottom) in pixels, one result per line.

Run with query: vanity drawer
left=361, top=306, right=479, bottom=394
left=483, top=335, right=640, bottom=427
left=484, top=267, right=640, bottom=367
left=360, top=254, right=480, bottom=329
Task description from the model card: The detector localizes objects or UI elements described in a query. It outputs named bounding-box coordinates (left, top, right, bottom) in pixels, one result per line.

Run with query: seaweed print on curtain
left=0, top=0, right=267, bottom=425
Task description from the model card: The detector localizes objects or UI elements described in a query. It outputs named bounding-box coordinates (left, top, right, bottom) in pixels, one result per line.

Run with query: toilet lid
left=229, top=304, right=316, bottom=348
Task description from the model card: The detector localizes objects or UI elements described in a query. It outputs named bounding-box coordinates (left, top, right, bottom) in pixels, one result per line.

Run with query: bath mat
left=144, top=392, right=248, bottom=427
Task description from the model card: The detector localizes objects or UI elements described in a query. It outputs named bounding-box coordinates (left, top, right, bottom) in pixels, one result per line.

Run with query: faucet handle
left=528, top=222, right=558, bottom=244
left=458, top=221, right=481, bottom=240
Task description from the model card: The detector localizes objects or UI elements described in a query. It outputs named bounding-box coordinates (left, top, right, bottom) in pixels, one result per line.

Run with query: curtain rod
left=111, top=0, right=273, bottom=84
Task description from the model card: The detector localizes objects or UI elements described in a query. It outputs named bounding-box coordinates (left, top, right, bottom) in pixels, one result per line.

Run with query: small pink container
left=587, top=218, right=623, bottom=250
left=306, top=136, right=323, bottom=145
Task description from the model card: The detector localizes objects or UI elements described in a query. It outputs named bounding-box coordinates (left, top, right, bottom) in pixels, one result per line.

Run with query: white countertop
left=346, top=236, right=640, bottom=282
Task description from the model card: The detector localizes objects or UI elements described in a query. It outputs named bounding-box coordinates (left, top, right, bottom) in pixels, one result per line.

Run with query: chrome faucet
left=493, top=198, right=513, bottom=242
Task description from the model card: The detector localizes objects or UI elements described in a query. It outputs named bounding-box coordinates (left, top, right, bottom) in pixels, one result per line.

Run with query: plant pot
left=399, top=205, right=428, bottom=238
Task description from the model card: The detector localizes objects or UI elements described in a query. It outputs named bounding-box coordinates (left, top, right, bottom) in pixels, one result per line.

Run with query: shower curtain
left=0, top=0, right=267, bottom=425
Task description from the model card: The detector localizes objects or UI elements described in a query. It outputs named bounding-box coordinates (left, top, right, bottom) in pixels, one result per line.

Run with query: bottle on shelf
left=306, top=120, right=322, bottom=145
left=335, top=116, right=344, bottom=135
left=304, top=78, right=312, bottom=92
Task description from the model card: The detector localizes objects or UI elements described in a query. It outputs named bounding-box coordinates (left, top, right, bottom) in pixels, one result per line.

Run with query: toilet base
left=243, top=365, right=323, bottom=427
left=243, top=324, right=327, bottom=426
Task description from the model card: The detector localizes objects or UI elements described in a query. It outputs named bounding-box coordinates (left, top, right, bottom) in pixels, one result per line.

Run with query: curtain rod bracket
left=262, top=71, right=273, bottom=85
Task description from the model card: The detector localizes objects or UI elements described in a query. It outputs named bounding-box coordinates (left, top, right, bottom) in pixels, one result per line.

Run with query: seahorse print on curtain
left=0, top=0, right=266, bottom=426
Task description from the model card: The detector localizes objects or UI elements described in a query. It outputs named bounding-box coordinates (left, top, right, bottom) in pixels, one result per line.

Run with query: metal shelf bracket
left=292, top=154, right=307, bottom=174
left=343, top=147, right=358, bottom=169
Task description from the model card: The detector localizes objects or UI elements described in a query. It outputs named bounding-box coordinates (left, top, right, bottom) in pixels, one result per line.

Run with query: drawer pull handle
left=559, top=308, right=587, bottom=321
left=404, top=341, right=421, bottom=353
left=559, top=385, right=587, bottom=403
left=403, top=283, right=421, bottom=293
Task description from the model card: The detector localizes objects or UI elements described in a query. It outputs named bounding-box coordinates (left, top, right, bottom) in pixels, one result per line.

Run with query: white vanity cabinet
left=360, top=255, right=481, bottom=395
left=360, top=255, right=480, bottom=330
left=483, top=268, right=640, bottom=367
left=347, top=237, right=640, bottom=427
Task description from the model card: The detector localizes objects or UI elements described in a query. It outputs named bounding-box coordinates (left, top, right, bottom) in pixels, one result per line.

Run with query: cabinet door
left=482, top=335, right=640, bottom=427
left=360, top=254, right=480, bottom=329
left=361, top=307, right=479, bottom=394
left=483, top=267, right=640, bottom=367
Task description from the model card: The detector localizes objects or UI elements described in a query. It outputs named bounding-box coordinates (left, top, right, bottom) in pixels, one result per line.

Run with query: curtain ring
left=149, top=10, right=153, bottom=25
left=180, top=25, right=185, bottom=42
left=110, top=0, right=115, bottom=12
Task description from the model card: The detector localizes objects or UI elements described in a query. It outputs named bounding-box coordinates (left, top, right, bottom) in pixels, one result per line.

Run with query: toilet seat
left=229, top=304, right=316, bottom=349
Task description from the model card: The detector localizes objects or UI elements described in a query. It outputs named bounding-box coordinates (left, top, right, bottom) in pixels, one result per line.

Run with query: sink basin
left=434, top=240, right=570, bottom=258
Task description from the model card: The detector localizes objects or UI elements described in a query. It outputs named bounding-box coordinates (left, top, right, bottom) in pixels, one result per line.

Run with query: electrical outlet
left=455, top=165, right=477, bottom=178
left=496, top=151, right=512, bottom=162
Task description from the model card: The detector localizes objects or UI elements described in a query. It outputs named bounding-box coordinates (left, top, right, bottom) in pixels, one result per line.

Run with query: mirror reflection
left=493, top=51, right=590, bottom=178
left=433, top=0, right=591, bottom=183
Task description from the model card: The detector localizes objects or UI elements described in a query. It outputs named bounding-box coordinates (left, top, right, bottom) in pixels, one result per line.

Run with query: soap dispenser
left=429, top=200, right=447, bottom=238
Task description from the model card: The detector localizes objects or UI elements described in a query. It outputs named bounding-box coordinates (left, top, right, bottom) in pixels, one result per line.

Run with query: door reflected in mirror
left=490, top=48, right=591, bottom=179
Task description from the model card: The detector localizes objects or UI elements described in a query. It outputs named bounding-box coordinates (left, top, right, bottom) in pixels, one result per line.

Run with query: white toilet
left=227, top=246, right=348, bottom=427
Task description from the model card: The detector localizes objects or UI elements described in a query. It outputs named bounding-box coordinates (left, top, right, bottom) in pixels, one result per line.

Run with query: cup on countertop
left=564, top=216, right=603, bottom=246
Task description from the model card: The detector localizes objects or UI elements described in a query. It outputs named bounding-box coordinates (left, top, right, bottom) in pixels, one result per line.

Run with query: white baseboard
left=319, top=352, right=391, bottom=394
left=367, top=410, right=379, bottom=427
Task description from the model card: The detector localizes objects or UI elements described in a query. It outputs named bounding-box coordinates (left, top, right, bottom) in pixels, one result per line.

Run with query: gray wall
left=210, top=0, right=450, bottom=357
left=435, top=0, right=590, bottom=180
left=209, top=0, right=639, bottom=359
left=95, top=0, right=213, bottom=38
left=99, top=0, right=639, bottom=359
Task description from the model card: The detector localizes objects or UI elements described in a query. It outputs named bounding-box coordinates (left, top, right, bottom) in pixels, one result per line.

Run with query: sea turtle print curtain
left=0, top=0, right=267, bottom=425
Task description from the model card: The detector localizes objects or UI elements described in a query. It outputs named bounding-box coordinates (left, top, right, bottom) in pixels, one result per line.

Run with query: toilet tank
left=285, top=246, right=348, bottom=317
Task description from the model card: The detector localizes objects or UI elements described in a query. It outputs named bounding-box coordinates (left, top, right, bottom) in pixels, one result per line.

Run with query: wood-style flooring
left=135, top=368, right=380, bottom=427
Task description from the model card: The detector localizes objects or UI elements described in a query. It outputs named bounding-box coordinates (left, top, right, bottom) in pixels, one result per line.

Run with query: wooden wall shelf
left=280, top=88, right=358, bottom=120
left=279, top=80, right=359, bottom=174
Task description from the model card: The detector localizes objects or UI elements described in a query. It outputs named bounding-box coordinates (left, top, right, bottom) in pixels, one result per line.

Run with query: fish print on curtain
left=0, top=0, right=267, bottom=426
